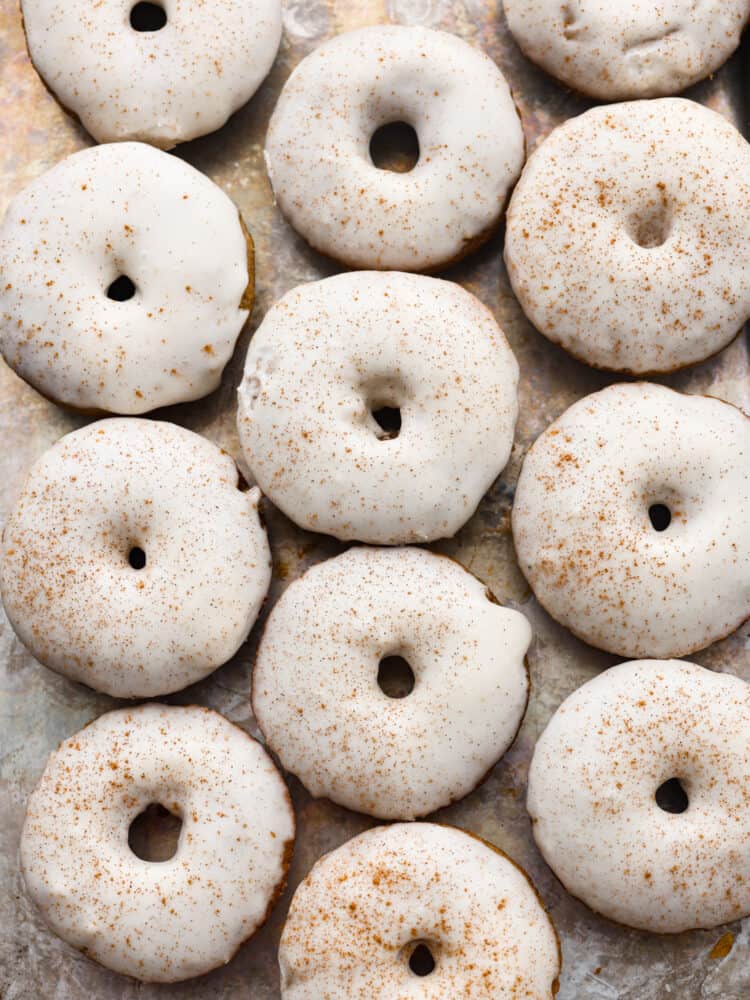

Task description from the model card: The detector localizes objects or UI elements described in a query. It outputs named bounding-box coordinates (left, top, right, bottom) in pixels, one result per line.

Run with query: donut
left=237, top=271, right=520, bottom=544
left=264, top=25, right=525, bottom=271
left=253, top=546, right=531, bottom=820
left=0, top=418, right=271, bottom=697
left=279, top=822, right=561, bottom=998
left=528, top=659, right=750, bottom=932
left=21, top=704, right=294, bottom=981
left=504, top=98, right=750, bottom=373
left=511, top=382, right=750, bottom=659
left=21, top=0, right=282, bottom=147
left=503, top=0, right=750, bottom=100
left=0, top=142, right=253, bottom=414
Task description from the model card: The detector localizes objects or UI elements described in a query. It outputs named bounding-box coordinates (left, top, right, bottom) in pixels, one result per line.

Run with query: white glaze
left=265, top=25, right=525, bottom=271
left=1, top=418, right=271, bottom=697
left=253, top=546, right=531, bottom=820
left=504, top=99, right=750, bottom=373
left=0, top=143, right=251, bottom=414
left=21, top=0, right=282, bottom=147
left=504, top=0, right=750, bottom=100
left=237, top=271, right=519, bottom=544
left=279, top=823, right=560, bottom=998
left=21, top=704, right=294, bottom=981
left=512, top=382, right=750, bottom=658
left=528, top=659, right=750, bottom=932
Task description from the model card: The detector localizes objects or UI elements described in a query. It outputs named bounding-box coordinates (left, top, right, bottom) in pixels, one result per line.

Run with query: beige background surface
left=1, top=1, right=749, bottom=997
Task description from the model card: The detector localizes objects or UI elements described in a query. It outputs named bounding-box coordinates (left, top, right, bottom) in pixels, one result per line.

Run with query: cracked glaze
left=503, top=0, right=750, bottom=100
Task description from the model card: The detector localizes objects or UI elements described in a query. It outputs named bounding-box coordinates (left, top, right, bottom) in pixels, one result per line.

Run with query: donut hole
left=107, top=275, right=136, bottom=302
left=655, top=777, right=689, bottom=814
left=128, top=546, right=147, bottom=570
left=378, top=655, right=415, bottom=699
left=370, top=122, right=420, bottom=173
left=628, top=203, right=671, bottom=249
left=130, top=2, right=167, bottom=31
left=128, top=803, right=182, bottom=861
left=648, top=503, right=672, bottom=532
left=407, top=941, right=436, bottom=977
left=371, top=406, right=402, bottom=440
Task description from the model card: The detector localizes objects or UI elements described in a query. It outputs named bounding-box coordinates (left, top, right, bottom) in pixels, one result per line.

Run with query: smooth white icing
left=528, top=659, right=750, bottom=932
left=21, top=704, right=294, bottom=981
left=253, top=546, right=531, bottom=820
left=279, top=823, right=560, bottom=998
left=512, top=382, right=750, bottom=658
left=21, top=0, right=282, bottom=146
left=505, top=98, right=750, bottom=373
left=504, top=0, right=750, bottom=100
left=265, top=25, right=525, bottom=271
left=0, top=143, right=251, bottom=414
left=1, top=418, right=271, bottom=697
left=237, top=271, right=519, bottom=544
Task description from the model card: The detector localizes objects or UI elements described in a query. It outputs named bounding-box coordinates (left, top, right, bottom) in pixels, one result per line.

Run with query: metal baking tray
left=1, top=1, right=749, bottom=997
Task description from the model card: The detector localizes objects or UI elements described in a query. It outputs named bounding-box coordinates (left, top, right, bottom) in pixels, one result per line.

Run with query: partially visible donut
left=0, top=143, right=253, bottom=414
left=504, top=99, right=750, bottom=373
left=253, top=546, right=531, bottom=819
left=528, top=659, right=750, bottom=932
left=1, top=418, right=271, bottom=697
left=265, top=25, right=525, bottom=271
left=21, top=0, right=282, bottom=146
left=237, top=271, right=520, bottom=544
left=503, top=0, right=750, bottom=100
left=21, top=704, right=295, bottom=981
left=511, top=382, right=750, bottom=658
left=279, top=823, right=561, bottom=999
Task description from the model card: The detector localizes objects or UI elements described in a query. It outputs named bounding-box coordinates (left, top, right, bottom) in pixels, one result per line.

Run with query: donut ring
left=0, top=143, right=253, bottom=414
left=528, top=659, right=750, bottom=933
left=279, top=823, right=561, bottom=998
left=237, top=271, right=520, bottom=544
left=21, top=704, right=295, bottom=981
left=253, top=546, right=531, bottom=820
left=0, top=418, right=271, bottom=697
left=503, top=0, right=750, bottom=101
left=504, top=99, right=750, bottom=373
left=265, top=25, right=525, bottom=271
left=21, top=0, right=282, bottom=147
left=511, top=382, right=750, bottom=659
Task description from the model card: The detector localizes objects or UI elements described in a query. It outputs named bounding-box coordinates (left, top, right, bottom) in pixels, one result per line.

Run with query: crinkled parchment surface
left=1, top=1, right=749, bottom=997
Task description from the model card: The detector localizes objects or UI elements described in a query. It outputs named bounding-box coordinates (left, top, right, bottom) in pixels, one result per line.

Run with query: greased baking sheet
left=1, top=1, right=749, bottom=997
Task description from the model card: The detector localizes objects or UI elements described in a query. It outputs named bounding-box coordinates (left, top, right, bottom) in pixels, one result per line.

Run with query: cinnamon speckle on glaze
left=20, top=704, right=295, bottom=982
left=253, top=546, right=531, bottom=820
left=528, top=659, right=750, bottom=933
left=237, top=271, right=520, bottom=544
left=21, top=0, right=282, bottom=147
left=0, top=418, right=271, bottom=697
left=503, top=0, right=750, bottom=100
left=504, top=99, right=750, bottom=374
left=0, top=143, right=253, bottom=414
left=279, top=823, right=560, bottom=999
left=264, top=25, right=525, bottom=271
left=511, top=382, right=750, bottom=658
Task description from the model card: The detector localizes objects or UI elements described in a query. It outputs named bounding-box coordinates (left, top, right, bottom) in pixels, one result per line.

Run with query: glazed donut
left=528, top=659, right=750, bottom=932
left=503, top=0, right=750, bottom=101
left=237, top=271, right=519, bottom=544
left=0, top=143, right=253, bottom=414
left=253, top=546, right=531, bottom=820
left=21, top=0, right=282, bottom=147
left=264, top=25, right=525, bottom=271
left=21, top=704, right=294, bottom=981
left=511, top=382, right=750, bottom=659
left=504, top=98, right=750, bottom=373
left=279, top=822, right=561, bottom=998
left=0, top=418, right=271, bottom=697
